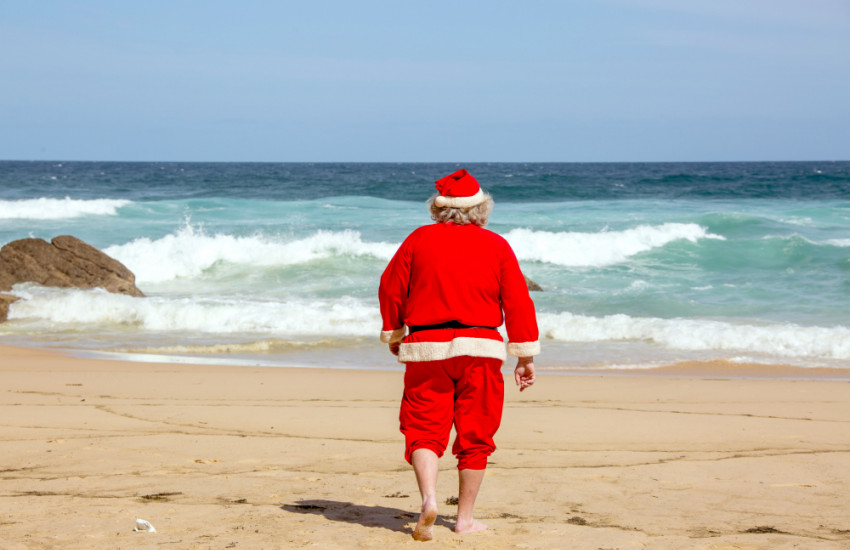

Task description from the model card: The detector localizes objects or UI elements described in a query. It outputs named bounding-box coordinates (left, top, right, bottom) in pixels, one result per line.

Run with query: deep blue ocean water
left=1, top=161, right=849, bottom=371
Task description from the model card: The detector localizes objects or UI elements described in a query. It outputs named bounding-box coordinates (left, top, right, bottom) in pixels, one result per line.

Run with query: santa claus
left=379, top=168, right=539, bottom=541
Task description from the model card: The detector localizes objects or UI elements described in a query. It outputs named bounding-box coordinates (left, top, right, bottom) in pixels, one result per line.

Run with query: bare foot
left=455, top=518, right=488, bottom=534
left=412, top=500, right=438, bottom=541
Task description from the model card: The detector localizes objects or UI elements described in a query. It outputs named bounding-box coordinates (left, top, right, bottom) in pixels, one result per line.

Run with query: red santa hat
left=434, top=169, right=486, bottom=208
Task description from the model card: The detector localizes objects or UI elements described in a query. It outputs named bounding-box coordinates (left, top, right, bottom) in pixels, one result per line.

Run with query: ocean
left=1, top=161, right=849, bottom=373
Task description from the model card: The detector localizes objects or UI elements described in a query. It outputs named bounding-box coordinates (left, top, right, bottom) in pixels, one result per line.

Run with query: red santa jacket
left=379, top=222, right=540, bottom=363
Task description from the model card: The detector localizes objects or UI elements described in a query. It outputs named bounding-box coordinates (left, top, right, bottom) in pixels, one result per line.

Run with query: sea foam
left=9, top=283, right=850, bottom=362
left=104, top=224, right=398, bottom=283
left=117, top=339, right=340, bottom=355
left=0, top=197, right=131, bottom=220
left=7, top=285, right=380, bottom=337
left=539, top=312, right=850, bottom=360
left=505, top=223, right=724, bottom=267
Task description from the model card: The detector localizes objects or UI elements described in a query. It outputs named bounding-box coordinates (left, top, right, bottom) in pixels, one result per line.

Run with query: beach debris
left=141, top=491, right=182, bottom=501
left=220, top=497, right=248, bottom=504
left=0, top=235, right=145, bottom=312
left=134, top=518, right=156, bottom=533
left=743, top=525, right=783, bottom=534
left=567, top=516, right=588, bottom=525
left=445, top=496, right=459, bottom=505
left=383, top=492, right=409, bottom=498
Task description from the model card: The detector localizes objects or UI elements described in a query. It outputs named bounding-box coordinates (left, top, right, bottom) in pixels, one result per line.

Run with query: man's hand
left=389, top=342, right=401, bottom=356
left=514, top=356, right=536, bottom=391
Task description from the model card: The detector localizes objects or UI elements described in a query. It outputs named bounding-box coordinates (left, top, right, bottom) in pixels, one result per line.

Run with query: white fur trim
left=398, top=337, right=506, bottom=363
left=507, top=341, right=540, bottom=357
left=380, top=327, right=406, bottom=344
left=434, top=189, right=485, bottom=209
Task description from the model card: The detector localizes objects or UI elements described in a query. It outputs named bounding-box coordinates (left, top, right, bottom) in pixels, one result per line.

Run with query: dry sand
left=1, top=345, right=849, bottom=549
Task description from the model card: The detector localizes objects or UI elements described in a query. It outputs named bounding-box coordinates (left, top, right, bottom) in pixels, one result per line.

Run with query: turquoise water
left=1, top=161, right=849, bottom=371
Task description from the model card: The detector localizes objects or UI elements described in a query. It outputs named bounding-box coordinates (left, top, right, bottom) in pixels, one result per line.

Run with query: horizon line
left=2, top=158, right=848, bottom=164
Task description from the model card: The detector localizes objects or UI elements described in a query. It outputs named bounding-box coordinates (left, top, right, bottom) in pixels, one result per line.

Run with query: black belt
left=408, top=321, right=499, bottom=334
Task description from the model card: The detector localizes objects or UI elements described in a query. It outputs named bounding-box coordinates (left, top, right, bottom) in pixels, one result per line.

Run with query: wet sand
left=1, top=345, right=849, bottom=549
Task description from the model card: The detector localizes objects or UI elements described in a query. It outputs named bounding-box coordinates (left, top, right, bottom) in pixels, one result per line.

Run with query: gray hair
left=428, top=192, right=494, bottom=227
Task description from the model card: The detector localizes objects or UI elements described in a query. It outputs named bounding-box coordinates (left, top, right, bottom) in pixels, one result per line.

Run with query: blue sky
left=1, top=0, right=848, bottom=162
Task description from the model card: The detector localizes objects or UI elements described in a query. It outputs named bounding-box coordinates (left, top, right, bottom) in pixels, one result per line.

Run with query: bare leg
left=411, top=448, right=439, bottom=541
left=455, top=468, right=488, bottom=534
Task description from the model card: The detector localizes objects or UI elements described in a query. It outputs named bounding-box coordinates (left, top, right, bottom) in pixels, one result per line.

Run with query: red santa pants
left=399, top=355, right=504, bottom=470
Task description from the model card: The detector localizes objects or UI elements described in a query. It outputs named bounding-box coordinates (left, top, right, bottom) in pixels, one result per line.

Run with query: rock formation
left=0, top=293, right=18, bottom=323
left=524, top=274, right=543, bottom=292
left=0, top=236, right=144, bottom=323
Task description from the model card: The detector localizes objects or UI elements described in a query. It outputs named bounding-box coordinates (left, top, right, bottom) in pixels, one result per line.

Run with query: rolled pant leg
left=399, top=359, right=454, bottom=464
left=451, top=356, right=505, bottom=470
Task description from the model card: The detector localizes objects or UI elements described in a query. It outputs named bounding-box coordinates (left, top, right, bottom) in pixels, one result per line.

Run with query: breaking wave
left=539, top=312, right=850, bottom=360
left=6, top=285, right=380, bottom=337
left=104, top=224, right=398, bottom=283
left=505, top=223, right=725, bottom=267
left=0, top=197, right=131, bottom=220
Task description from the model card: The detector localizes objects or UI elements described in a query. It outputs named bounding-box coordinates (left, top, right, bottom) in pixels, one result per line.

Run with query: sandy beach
left=1, top=346, right=849, bottom=549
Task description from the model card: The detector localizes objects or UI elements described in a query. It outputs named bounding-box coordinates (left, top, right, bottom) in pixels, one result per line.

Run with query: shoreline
left=17, top=342, right=850, bottom=381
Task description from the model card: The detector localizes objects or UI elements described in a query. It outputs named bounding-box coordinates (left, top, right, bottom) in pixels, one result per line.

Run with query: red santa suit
left=379, top=169, right=539, bottom=470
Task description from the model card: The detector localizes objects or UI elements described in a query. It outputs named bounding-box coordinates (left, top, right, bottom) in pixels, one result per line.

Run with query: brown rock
left=0, top=236, right=144, bottom=298
left=0, top=293, right=19, bottom=323
left=524, top=274, right=543, bottom=292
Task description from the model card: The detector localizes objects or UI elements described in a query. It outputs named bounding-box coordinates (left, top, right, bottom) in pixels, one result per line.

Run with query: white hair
left=428, top=192, right=494, bottom=227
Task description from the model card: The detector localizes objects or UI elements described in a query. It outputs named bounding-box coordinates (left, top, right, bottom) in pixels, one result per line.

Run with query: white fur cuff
left=434, top=189, right=485, bottom=209
left=380, top=327, right=406, bottom=344
left=507, top=341, right=540, bottom=357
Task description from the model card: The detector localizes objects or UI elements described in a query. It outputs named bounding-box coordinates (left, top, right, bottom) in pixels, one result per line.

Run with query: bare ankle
left=455, top=517, right=487, bottom=534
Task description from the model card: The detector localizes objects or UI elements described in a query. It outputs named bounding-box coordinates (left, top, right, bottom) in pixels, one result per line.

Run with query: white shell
left=134, top=519, right=157, bottom=533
